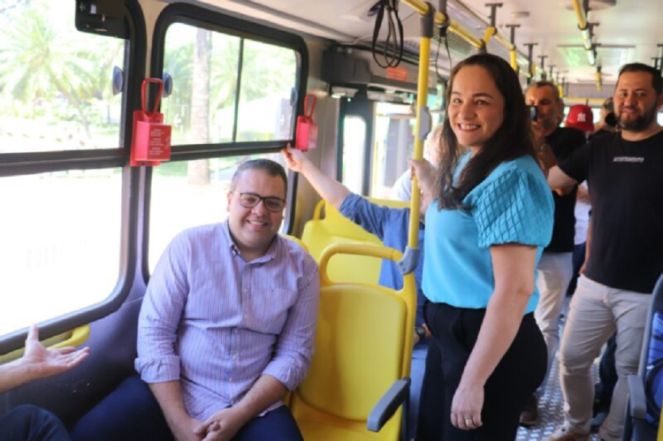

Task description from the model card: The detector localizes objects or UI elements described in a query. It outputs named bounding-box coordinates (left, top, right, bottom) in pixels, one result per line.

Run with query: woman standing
left=417, top=53, right=554, bottom=440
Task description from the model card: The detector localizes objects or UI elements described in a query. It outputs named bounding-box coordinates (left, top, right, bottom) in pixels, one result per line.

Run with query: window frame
left=0, top=2, right=145, bottom=177
left=0, top=0, right=147, bottom=354
left=142, top=4, right=309, bottom=281
left=151, top=4, right=309, bottom=157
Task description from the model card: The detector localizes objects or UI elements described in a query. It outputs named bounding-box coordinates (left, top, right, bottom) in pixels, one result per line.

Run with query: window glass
left=162, top=23, right=298, bottom=146
left=162, top=23, right=240, bottom=144
left=341, top=116, right=366, bottom=195
left=236, top=40, right=297, bottom=141
left=371, top=103, right=415, bottom=198
left=0, top=169, right=122, bottom=337
left=590, top=107, right=601, bottom=123
left=149, top=152, right=287, bottom=271
left=0, top=0, right=125, bottom=153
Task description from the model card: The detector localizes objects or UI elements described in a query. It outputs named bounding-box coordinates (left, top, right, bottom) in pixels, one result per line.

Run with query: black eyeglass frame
left=237, top=192, right=286, bottom=212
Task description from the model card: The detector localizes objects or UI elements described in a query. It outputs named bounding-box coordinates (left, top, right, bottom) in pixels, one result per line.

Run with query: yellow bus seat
left=301, top=199, right=408, bottom=285
left=290, top=243, right=416, bottom=441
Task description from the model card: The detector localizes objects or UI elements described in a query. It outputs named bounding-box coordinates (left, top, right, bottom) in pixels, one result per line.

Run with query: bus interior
left=1, top=0, right=662, bottom=440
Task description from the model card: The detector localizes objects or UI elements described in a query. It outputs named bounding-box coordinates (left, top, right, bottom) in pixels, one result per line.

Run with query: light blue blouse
left=422, top=153, right=554, bottom=313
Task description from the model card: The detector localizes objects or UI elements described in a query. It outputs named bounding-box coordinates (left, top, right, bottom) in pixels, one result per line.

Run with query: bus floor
left=516, top=300, right=602, bottom=441
left=515, top=354, right=599, bottom=441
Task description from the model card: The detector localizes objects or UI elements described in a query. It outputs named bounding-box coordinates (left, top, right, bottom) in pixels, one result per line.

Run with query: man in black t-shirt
left=519, top=82, right=586, bottom=427
left=548, top=63, right=663, bottom=441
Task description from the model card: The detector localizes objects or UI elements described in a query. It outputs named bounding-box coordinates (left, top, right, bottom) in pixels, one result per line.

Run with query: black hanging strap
left=370, top=0, right=404, bottom=68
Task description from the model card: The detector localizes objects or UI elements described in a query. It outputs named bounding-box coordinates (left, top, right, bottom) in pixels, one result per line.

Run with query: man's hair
left=230, top=159, right=288, bottom=194
left=602, top=97, right=614, bottom=111
left=437, top=53, right=536, bottom=209
left=530, top=80, right=561, bottom=102
left=618, top=63, right=662, bottom=94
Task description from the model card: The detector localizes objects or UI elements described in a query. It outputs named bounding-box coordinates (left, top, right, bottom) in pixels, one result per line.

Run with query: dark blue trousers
left=0, top=405, right=71, bottom=441
left=71, top=376, right=302, bottom=441
left=417, top=303, right=547, bottom=441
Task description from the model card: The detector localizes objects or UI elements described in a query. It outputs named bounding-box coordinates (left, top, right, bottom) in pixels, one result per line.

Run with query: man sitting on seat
left=71, top=159, right=319, bottom=441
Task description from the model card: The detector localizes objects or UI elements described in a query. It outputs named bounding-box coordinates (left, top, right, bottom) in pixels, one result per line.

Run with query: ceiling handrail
left=401, top=0, right=482, bottom=49
left=571, top=0, right=597, bottom=66
left=402, top=0, right=526, bottom=72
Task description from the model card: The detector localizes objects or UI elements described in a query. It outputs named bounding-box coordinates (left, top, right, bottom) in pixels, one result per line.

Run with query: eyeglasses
left=237, top=192, right=286, bottom=212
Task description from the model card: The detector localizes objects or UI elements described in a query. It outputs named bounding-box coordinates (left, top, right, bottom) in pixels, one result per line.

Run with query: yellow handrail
left=482, top=26, right=497, bottom=47
left=571, top=0, right=588, bottom=31
left=0, top=324, right=90, bottom=364
left=571, top=0, right=596, bottom=65
left=407, top=10, right=431, bottom=253
left=52, top=324, right=90, bottom=349
left=448, top=22, right=483, bottom=49
left=402, top=0, right=519, bottom=69
left=402, top=0, right=482, bottom=49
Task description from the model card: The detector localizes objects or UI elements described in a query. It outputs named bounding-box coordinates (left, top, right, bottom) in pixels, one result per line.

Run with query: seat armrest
left=367, top=378, right=410, bottom=432
left=627, top=374, right=647, bottom=419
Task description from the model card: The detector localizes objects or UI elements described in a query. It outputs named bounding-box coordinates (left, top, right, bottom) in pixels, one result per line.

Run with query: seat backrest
left=298, top=283, right=405, bottom=420
left=290, top=243, right=416, bottom=440
left=301, top=199, right=408, bottom=284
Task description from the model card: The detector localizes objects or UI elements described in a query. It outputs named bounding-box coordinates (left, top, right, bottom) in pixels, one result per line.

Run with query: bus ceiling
left=191, top=0, right=662, bottom=94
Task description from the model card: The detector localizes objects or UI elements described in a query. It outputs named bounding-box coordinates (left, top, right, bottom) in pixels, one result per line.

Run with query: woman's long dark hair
left=436, top=53, right=535, bottom=209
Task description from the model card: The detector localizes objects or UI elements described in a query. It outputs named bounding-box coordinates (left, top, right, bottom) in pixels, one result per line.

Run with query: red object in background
left=295, top=94, right=318, bottom=152
left=130, top=78, right=171, bottom=167
left=386, top=66, right=408, bottom=82
left=565, top=104, right=595, bottom=133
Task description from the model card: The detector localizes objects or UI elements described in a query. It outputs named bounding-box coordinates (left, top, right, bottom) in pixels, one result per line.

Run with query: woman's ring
left=465, top=418, right=472, bottom=423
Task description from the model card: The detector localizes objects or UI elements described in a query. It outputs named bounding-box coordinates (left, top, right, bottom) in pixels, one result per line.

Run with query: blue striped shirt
left=135, top=221, right=320, bottom=420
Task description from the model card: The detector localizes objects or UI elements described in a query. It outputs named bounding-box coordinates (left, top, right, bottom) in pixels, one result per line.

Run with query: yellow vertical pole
left=406, top=3, right=434, bottom=253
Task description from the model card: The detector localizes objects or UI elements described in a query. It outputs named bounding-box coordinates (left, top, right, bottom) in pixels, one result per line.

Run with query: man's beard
left=539, top=115, right=558, bottom=133
left=618, top=102, right=658, bottom=131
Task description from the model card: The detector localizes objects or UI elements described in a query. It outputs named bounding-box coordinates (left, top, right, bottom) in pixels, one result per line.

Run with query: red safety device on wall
left=130, top=78, right=172, bottom=167
left=295, top=94, right=318, bottom=151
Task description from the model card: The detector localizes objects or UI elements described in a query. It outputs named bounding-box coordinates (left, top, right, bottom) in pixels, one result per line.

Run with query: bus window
left=161, top=23, right=298, bottom=146
left=0, top=0, right=125, bottom=153
left=371, top=103, right=415, bottom=198
left=148, top=152, right=286, bottom=272
left=162, top=23, right=239, bottom=144
left=0, top=169, right=122, bottom=337
left=340, top=115, right=366, bottom=195
left=237, top=40, right=297, bottom=142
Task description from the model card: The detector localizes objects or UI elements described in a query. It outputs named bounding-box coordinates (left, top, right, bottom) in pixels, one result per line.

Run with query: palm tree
left=0, top=0, right=122, bottom=140
left=187, top=27, right=212, bottom=185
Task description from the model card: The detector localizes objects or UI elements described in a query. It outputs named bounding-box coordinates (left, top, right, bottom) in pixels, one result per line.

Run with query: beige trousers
left=535, top=251, right=574, bottom=387
left=558, top=275, right=649, bottom=441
